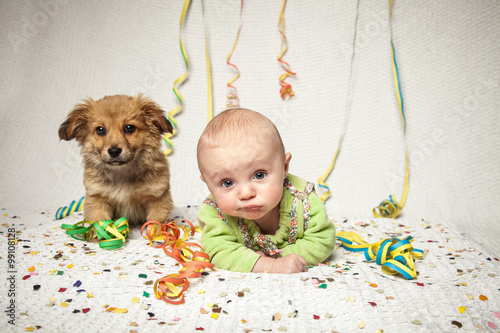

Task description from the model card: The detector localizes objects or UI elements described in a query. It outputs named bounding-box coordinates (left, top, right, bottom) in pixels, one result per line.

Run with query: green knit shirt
left=198, top=174, right=336, bottom=272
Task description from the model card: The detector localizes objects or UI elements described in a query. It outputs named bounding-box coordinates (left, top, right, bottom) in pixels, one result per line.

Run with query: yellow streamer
left=202, top=0, right=213, bottom=121
left=277, top=0, right=295, bottom=99
left=373, top=0, right=409, bottom=218
left=317, top=0, right=360, bottom=203
left=225, top=0, right=243, bottom=108
left=163, top=0, right=191, bottom=157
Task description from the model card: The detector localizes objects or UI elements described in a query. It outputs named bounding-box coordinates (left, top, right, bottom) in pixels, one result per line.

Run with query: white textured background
left=0, top=0, right=499, bottom=256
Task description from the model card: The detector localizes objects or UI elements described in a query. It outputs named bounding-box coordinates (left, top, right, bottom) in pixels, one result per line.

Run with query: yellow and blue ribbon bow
left=336, top=230, right=424, bottom=280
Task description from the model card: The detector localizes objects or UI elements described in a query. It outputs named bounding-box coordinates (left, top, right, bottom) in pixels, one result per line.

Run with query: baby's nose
left=238, top=184, right=256, bottom=200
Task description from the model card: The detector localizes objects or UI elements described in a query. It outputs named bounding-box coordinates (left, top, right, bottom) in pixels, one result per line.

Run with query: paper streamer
left=163, top=0, right=191, bottom=156
left=225, top=0, right=244, bottom=108
left=373, top=0, right=409, bottom=218
left=141, top=219, right=214, bottom=305
left=61, top=217, right=130, bottom=250
left=55, top=196, right=85, bottom=220
left=336, top=231, right=423, bottom=280
left=277, top=0, right=295, bottom=99
left=202, top=0, right=214, bottom=121
left=317, top=0, right=361, bottom=203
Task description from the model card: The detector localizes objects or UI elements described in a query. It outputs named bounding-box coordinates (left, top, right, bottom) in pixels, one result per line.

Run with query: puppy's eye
left=96, top=126, right=106, bottom=136
left=124, top=125, right=136, bottom=134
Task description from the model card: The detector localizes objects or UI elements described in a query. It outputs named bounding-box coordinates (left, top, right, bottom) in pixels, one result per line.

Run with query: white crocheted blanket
left=1, top=206, right=498, bottom=333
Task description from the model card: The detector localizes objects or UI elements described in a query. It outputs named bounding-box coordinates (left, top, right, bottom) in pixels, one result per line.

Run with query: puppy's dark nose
left=108, top=147, right=122, bottom=158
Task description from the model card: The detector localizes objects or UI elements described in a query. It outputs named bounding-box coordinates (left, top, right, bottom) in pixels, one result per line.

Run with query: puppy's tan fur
left=59, top=94, right=174, bottom=225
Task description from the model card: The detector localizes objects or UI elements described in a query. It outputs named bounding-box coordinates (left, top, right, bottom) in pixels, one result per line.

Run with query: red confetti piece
left=196, top=328, right=205, bottom=331
left=82, top=308, right=90, bottom=313
left=416, top=282, right=424, bottom=287
left=58, top=288, right=67, bottom=292
left=313, top=315, right=320, bottom=320
left=368, top=302, right=377, bottom=307
left=22, top=275, right=31, bottom=280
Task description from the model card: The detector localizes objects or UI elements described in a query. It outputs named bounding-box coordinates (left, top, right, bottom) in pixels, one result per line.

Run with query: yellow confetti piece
left=87, top=293, right=94, bottom=298
left=457, top=283, right=468, bottom=286
left=466, top=293, right=474, bottom=300
left=67, top=264, right=74, bottom=269
left=369, top=283, right=378, bottom=288
left=357, top=321, right=366, bottom=329
left=28, top=266, right=35, bottom=272
left=241, top=319, right=246, bottom=323
left=197, top=289, right=205, bottom=294
left=459, top=306, right=466, bottom=314
left=346, top=296, right=356, bottom=302
left=207, top=303, right=214, bottom=308
left=479, top=295, right=488, bottom=301
left=211, top=313, right=219, bottom=319
left=60, top=302, right=69, bottom=308
left=114, top=308, right=128, bottom=314
left=25, top=327, right=35, bottom=332
left=411, top=320, right=422, bottom=325
left=131, top=297, right=139, bottom=303
left=30, top=251, right=40, bottom=256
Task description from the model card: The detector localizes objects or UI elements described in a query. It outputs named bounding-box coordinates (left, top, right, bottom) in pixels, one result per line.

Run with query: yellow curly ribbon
left=373, top=0, right=409, bottom=218
left=55, top=197, right=84, bottom=220
left=163, top=0, right=191, bottom=157
left=141, top=220, right=213, bottom=304
left=225, top=0, right=243, bottom=108
left=277, top=0, right=295, bottom=99
left=336, top=230, right=423, bottom=280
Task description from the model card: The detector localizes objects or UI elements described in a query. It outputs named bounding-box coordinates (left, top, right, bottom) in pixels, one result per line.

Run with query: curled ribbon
left=277, top=0, right=295, bottom=99
left=163, top=0, right=191, bottom=157
left=373, top=0, right=409, bottom=218
left=55, top=196, right=85, bottom=220
left=140, top=219, right=214, bottom=305
left=336, top=230, right=423, bottom=280
left=60, top=217, right=130, bottom=250
left=225, top=0, right=243, bottom=108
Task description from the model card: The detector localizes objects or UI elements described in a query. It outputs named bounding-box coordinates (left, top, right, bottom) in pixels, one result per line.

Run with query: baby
left=197, top=108, right=336, bottom=273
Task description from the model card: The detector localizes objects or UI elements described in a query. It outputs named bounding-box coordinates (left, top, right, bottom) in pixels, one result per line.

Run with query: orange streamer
left=277, top=0, right=295, bottom=99
left=141, top=219, right=214, bottom=304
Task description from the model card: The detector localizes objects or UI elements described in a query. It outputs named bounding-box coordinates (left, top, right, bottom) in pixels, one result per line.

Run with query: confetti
left=200, top=308, right=209, bottom=314
left=451, top=321, right=462, bottom=328
left=313, top=315, right=320, bottom=320
left=459, top=306, right=466, bottom=314
left=211, top=313, right=219, bottom=320
left=411, top=320, right=422, bottom=325
left=493, top=312, right=500, bottom=319
left=132, top=297, right=139, bottom=303
left=357, top=321, right=365, bottom=329
left=368, top=302, right=377, bottom=307
left=273, top=313, right=282, bottom=321
left=478, top=295, right=488, bottom=301
left=487, top=321, right=497, bottom=329
left=345, top=296, right=356, bottom=302
left=28, top=266, right=35, bottom=272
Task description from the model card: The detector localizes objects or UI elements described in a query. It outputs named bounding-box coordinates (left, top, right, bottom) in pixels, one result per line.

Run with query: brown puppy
left=59, top=94, right=174, bottom=225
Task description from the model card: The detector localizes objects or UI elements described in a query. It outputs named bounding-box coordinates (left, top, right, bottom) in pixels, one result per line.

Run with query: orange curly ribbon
left=277, top=0, right=295, bottom=99
left=141, top=219, right=213, bottom=304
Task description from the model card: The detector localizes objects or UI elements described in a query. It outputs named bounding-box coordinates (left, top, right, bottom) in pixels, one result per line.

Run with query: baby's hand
left=272, top=254, right=307, bottom=274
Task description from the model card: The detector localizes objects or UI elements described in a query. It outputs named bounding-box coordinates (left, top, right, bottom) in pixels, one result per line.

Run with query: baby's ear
left=58, top=100, right=92, bottom=142
left=136, top=94, right=173, bottom=135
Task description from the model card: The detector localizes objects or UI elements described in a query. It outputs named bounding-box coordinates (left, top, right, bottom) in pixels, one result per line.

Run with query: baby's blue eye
left=221, top=180, right=234, bottom=188
left=254, top=172, right=266, bottom=180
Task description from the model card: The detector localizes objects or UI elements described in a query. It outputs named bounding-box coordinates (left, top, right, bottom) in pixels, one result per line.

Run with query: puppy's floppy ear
left=58, top=99, right=93, bottom=143
left=136, top=94, right=174, bottom=135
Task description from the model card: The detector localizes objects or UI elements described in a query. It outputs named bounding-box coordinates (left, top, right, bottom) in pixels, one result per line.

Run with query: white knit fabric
left=1, top=0, right=499, bottom=331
